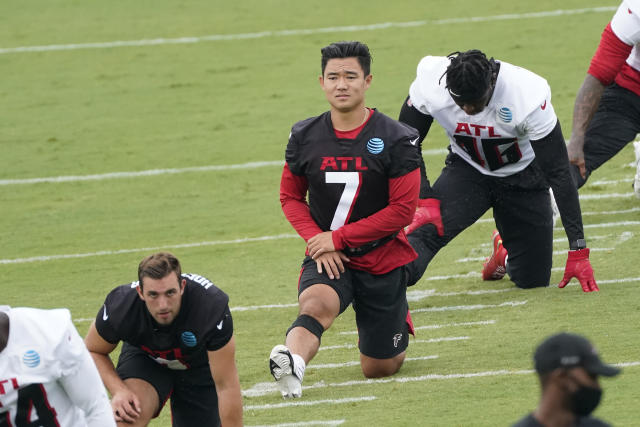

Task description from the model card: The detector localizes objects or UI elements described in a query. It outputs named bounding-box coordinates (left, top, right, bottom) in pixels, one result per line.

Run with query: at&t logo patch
left=367, top=137, right=384, bottom=154
left=181, top=331, right=197, bottom=347
left=497, top=107, right=512, bottom=123
left=23, top=350, right=40, bottom=368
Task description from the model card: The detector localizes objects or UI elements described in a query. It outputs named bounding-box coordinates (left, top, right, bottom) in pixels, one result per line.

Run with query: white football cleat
left=633, top=140, right=640, bottom=199
left=269, top=345, right=304, bottom=399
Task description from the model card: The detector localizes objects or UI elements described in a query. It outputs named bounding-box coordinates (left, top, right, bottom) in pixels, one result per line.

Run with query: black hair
left=441, top=49, right=497, bottom=102
left=321, top=41, right=372, bottom=76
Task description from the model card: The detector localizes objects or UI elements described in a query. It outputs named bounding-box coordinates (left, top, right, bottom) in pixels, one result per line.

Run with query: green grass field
left=2, top=1, right=639, bottom=425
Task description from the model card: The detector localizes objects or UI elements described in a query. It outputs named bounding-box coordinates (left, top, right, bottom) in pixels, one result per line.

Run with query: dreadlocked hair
left=440, top=50, right=497, bottom=102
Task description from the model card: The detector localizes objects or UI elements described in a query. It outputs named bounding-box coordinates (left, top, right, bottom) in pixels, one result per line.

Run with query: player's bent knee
left=120, top=378, right=159, bottom=425
left=360, top=353, right=405, bottom=378
left=287, top=314, right=325, bottom=342
left=511, top=272, right=550, bottom=289
left=515, top=281, right=548, bottom=289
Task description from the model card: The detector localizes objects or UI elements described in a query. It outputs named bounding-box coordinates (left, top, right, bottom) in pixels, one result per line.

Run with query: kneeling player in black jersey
left=270, top=41, right=422, bottom=398
left=85, top=252, right=242, bottom=426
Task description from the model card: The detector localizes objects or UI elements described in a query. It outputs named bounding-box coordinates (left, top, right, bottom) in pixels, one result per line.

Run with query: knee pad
left=287, top=314, right=324, bottom=342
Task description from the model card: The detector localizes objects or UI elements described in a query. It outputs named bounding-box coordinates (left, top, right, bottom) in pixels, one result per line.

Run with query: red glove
left=558, top=248, right=599, bottom=292
left=406, top=198, right=444, bottom=236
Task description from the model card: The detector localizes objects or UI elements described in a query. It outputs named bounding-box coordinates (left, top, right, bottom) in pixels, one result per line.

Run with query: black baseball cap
left=534, top=333, right=621, bottom=377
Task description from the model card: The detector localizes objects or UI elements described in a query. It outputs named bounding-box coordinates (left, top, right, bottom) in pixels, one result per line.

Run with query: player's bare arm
left=85, top=321, right=142, bottom=423
left=208, top=336, right=243, bottom=427
left=569, top=74, right=606, bottom=177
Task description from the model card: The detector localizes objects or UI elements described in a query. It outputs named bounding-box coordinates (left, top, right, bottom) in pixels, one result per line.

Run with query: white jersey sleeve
left=408, top=56, right=451, bottom=116
left=612, top=0, right=640, bottom=44
left=55, top=314, right=115, bottom=427
left=521, top=99, right=557, bottom=141
left=612, top=0, right=640, bottom=72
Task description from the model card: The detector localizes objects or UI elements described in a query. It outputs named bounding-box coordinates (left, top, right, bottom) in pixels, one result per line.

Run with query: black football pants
left=571, top=83, right=640, bottom=188
left=405, top=153, right=553, bottom=289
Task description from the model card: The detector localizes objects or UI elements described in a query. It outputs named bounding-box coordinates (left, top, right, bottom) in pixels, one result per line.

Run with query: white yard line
left=579, top=192, right=637, bottom=200
left=589, top=178, right=634, bottom=185
left=311, top=355, right=438, bottom=369
left=244, top=396, right=376, bottom=411
left=243, top=361, right=639, bottom=397
left=559, top=277, right=640, bottom=288
left=581, top=221, right=640, bottom=228
left=247, top=421, right=346, bottom=427
left=231, top=303, right=298, bottom=313
left=407, top=288, right=512, bottom=301
left=0, top=234, right=298, bottom=264
left=3, top=234, right=625, bottom=266
left=0, top=149, right=444, bottom=186
left=479, top=207, right=640, bottom=225
left=339, top=320, right=495, bottom=336
left=458, top=247, right=616, bottom=263
left=2, top=221, right=624, bottom=266
left=71, top=273, right=640, bottom=323
left=0, top=161, right=284, bottom=186
left=413, top=336, right=470, bottom=343
left=582, top=207, right=640, bottom=216
left=0, top=7, right=615, bottom=55
left=411, top=300, right=527, bottom=313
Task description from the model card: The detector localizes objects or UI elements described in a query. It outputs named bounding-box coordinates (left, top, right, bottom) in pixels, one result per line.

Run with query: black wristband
left=570, top=238, right=587, bottom=250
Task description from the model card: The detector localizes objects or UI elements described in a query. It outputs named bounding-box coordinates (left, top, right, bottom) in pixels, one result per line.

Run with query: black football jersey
left=95, top=273, right=232, bottom=370
left=286, top=110, right=421, bottom=232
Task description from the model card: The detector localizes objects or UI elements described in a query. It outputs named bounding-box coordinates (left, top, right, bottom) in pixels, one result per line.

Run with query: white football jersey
left=409, top=56, right=558, bottom=177
left=612, top=0, right=640, bottom=71
left=0, top=307, right=114, bottom=427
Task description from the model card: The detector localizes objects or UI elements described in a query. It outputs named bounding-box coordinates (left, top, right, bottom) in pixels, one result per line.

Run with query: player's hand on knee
left=111, top=389, right=142, bottom=423
left=558, top=248, right=599, bottom=292
left=315, top=251, right=349, bottom=280
left=405, top=198, right=444, bottom=236
left=307, top=231, right=336, bottom=258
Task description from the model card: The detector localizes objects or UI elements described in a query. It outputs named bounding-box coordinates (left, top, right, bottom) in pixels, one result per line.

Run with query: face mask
left=571, top=385, right=602, bottom=416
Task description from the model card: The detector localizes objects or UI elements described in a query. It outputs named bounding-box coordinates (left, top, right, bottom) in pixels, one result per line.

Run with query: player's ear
left=180, top=278, right=187, bottom=292
left=135, top=283, right=144, bottom=300
left=318, top=75, right=324, bottom=87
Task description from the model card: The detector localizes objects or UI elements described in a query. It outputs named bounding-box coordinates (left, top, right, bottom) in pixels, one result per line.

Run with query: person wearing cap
left=398, top=49, right=597, bottom=292
left=512, top=332, right=621, bottom=426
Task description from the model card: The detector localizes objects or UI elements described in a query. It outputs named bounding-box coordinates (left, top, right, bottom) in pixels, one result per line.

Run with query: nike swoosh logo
left=409, top=137, right=419, bottom=146
left=216, top=320, right=224, bottom=330
left=102, top=304, right=109, bottom=321
left=541, top=100, right=547, bottom=110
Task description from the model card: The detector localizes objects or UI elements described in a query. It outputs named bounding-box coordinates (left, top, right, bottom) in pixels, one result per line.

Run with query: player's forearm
left=570, top=74, right=605, bottom=148
left=281, top=164, right=323, bottom=240
left=217, top=384, right=243, bottom=427
left=399, top=96, right=436, bottom=198
left=89, top=352, right=129, bottom=396
left=532, top=121, right=585, bottom=243
left=282, top=197, right=323, bottom=241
